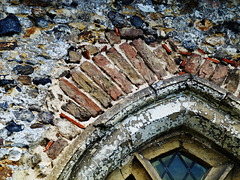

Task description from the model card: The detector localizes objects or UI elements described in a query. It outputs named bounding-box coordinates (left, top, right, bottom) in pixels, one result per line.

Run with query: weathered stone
left=18, top=75, right=31, bottom=85
left=105, top=31, right=121, bottom=45
left=0, top=102, right=8, bottom=111
left=30, top=123, right=44, bottom=129
left=224, top=69, right=240, bottom=93
left=81, top=61, right=122, bottom=100
left=53, top=118, right=81, bottom=140
left=68, top=51, right=81, bottom=63
left=21, top=0, right=50, bottom=6
left=205, top=36, right=224, bottom=46
left=0, top=42, right=17, bottom=50
left=8, top=147, right=22, bottom=161
left=13, top=65, right=34, bottom=75
left=210, top=64, right=229, bottom=85
left=132, top=38, right=167, bottom=78
left=13, top=109, right=34, bottom=122
left=108, top=11, right=128, bottom=28
left=84, top=45, right=99, bottom=55
left=5, top=122, right=24, bottom=133
left=118, top=0, right=134, bottom=5
left=24, top=27, right=41, bottom=39
left=59, top=78, right=101, bottom=117
left=35, top=17, right=49, bottom=28
left=33, top=77, right=52, bottom=85
left=106, top=47, right=145, bottom=86
left=47, top=138, right=68, bottom=160
left=120, top=42, right=157, bottom=84
left=0, top=166, right=12, bottom=179
left=153, top=46, right=178, bottom=74
left=198, top=59, right=216, bottom=79
left=93, top=53, right=133, bottom=93
left=119, top=28, right=143, bottom=40
left=61, top=100, right=91, bottom=121
left=0, top=79, right=15, bottom=87
left=38, top=111, right=54, bottom=124
left=32, top=7, right=46, bottom=18
left=185, top=54, right=203, bottom=74
left=31, top=153, right=41, bottom=167
left=71, top=69, right=112, bottom=108
left=181, top=40, right=197, bottom=51
left=0, top=14, right=21, bottom=35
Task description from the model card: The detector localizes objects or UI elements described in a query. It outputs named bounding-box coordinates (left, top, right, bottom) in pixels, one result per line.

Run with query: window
left=151, top=151, right=208, bottom=180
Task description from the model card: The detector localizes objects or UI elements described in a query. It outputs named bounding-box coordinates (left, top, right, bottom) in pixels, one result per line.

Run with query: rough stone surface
left=81, top=61, right=123, bottom=100
left=132, top=38, right=167, bottom=78
left=120, top=42, right=157, bottom=84
left=105, top=31, right=121, bottom=45
left=224, top=69, right=240, bottom=93
left=106, top=47, right=145, bottom=86
left=71, top=68, right=112, bottom=108
left=59, top=78, right=102, bottom=117
left=185, top=54, right=203, bottom=74
left=210, top=64, right=229, bottom=85
left=198, top=59, right=216, bottom=79
left=93, top=54, right=133, bottom=93
left=119, top=28, right=143, bottom=40
left=47, top=138, right=68, bottom=159
left=61, top=100, right=91, bottom=121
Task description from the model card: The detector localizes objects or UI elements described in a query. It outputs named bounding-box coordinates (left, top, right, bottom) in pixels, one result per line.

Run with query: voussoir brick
left=47, top=138, right=68, bottom=160
left=210, top=64, right=229, bottom=85
left=120, top=42, right=157, bottom=85
left=185, top=54, right=203, bottom=74
left=71, top=68, right=112, bottom=108
left=59, top=78, right=102, bottom=117
left=81, top=61, right=122, bottom=100
left=93, top=53, right=133, bottom=93
left=106, top=47, right=145, bottom=86
left=198, top=59, right=216, bottom=79
left=223, top=69, right=240, bottom=93
left=132, top=38, right=167, bottom=79
left=153, top=46, right=178, bottom=74
left=105, top=31, right=121, bottom=45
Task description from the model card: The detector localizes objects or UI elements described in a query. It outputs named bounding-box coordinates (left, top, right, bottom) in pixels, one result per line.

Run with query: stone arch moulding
left=46, top=74, right=240, bottom=180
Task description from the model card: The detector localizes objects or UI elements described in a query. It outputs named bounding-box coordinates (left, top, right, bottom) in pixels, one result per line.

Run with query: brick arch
left=47, top=75, right=240, bottom=180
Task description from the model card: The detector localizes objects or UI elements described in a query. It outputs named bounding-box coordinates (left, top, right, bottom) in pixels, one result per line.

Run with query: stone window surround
left=47, top=74, right=240, bottom=180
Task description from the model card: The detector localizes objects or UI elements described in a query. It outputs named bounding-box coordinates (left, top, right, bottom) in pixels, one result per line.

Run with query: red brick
left=59, top=78, right=101, bottom=117
left=71, top=69, right=112, bottom=108
left=210, top=64, right=229, bottom=85
left=105, top=31, right=121, bottom=45
left=223, top=69, right=240, bottom=93
left=93, top=54, right=133, bottom=93
left=198, top=59, right=216, bottom=79
left=47, top=138, right=68, bottom=160
left=132, top=38, right=167, bottom=79
left=120, top=42, right=157, bottom=85
left=185, top=54, right=203, bottom=74
left=153, top=46, right=178, bottom=74
left=106, top=47, right=145, bottom=86
left=81, top=61, right=122, bottom=100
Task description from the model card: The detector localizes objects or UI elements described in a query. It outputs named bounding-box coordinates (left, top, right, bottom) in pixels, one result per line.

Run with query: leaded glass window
left=151, top=151, right=208, bottom=180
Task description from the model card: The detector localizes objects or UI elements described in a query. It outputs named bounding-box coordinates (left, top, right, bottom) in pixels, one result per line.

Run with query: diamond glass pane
left=151, top=152, right=208, bottom=180
left=191, top=163, right=207, bottom=179
left=168, top=155, right=187, bottom=179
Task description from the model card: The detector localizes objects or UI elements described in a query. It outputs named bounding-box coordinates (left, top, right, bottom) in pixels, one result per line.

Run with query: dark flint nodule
left=35, top=17, right=49, bottom=28
left=33, top=77, right=52, bottom=85
left=118, top=0, right=134, bottom=5
left=130, top=15, right=144, bottom=28
left=0, top=14, right=21, bottom=36
left=0, top=79, right=15, bottom=87
left=13, top=65, right=34, bottom=75
left=38, top=111, right=54, bottom=124
left=181, top=40, right=197, bottom=51
left=6, top=121, right=24, bottom=134
left=108, top=11, right=127, bottom=28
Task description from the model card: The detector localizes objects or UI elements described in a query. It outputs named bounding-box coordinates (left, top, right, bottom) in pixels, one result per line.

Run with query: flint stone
left=33, top=77, right=52, bottom=85
left=118, top=0, right=134, bottom=5
left=0, top=102, right=8, bottom=111
left=47, top=138, right=68, bottom=159
left=130, top=15, right=144, bottom=28
left=35, top=18, right=49, bottom=28
left=108, top=11, right=128, bottom=28
left=181, top=40, right=197, bottom=51
left=0, top=42, right=18, bottom=50
left=0, top=14, right=21, bottom=35
left=5, top=122, right=24, bottom=133
left=13, top=110, right=34, bottom=122
left=38, top=111, right=54, bottom=124
left=13, top=65, right=34, bottom=75
left=0, top=79, right=15, bottom=87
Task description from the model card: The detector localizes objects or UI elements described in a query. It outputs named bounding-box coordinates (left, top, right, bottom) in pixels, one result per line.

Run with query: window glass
left=151, top=152, right=208, bottom=180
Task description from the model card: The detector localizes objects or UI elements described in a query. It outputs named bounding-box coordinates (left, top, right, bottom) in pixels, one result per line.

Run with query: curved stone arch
left=47, top=74, right=240, bottom=180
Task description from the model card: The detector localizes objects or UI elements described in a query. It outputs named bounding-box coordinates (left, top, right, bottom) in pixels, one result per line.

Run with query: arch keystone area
left=47, top=74, right=240, bottom=180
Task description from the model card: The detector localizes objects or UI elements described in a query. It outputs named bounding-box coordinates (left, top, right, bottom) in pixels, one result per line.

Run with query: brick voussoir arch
left=47, top=74, right=240, bottom=180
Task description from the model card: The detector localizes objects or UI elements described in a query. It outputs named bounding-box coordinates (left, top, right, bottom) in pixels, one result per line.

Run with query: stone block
left=81, top=61, right=122, bottom=100
left=223, top=69, right=240, bottom=93
left=132, top=38, right=167, bottom=78
left=93, top=54, right=133, bottom=93
left=185, top=54, right=203, bottom=74
left=105, top=31, right=121, bottom=45
left=106, top=47, right=145, bottom=86
left=210, top=64, right=229, bottom=85
left=119, top=28, right=143, bottom=40
left=47, top=138, right=68, bottom=160
left=198, top=59, right=216, bottom=79
left=120, top=42, right=157, bottom=85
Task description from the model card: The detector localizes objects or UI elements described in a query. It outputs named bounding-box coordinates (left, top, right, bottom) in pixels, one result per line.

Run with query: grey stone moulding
left=47, top=75, right=240, bottom=180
